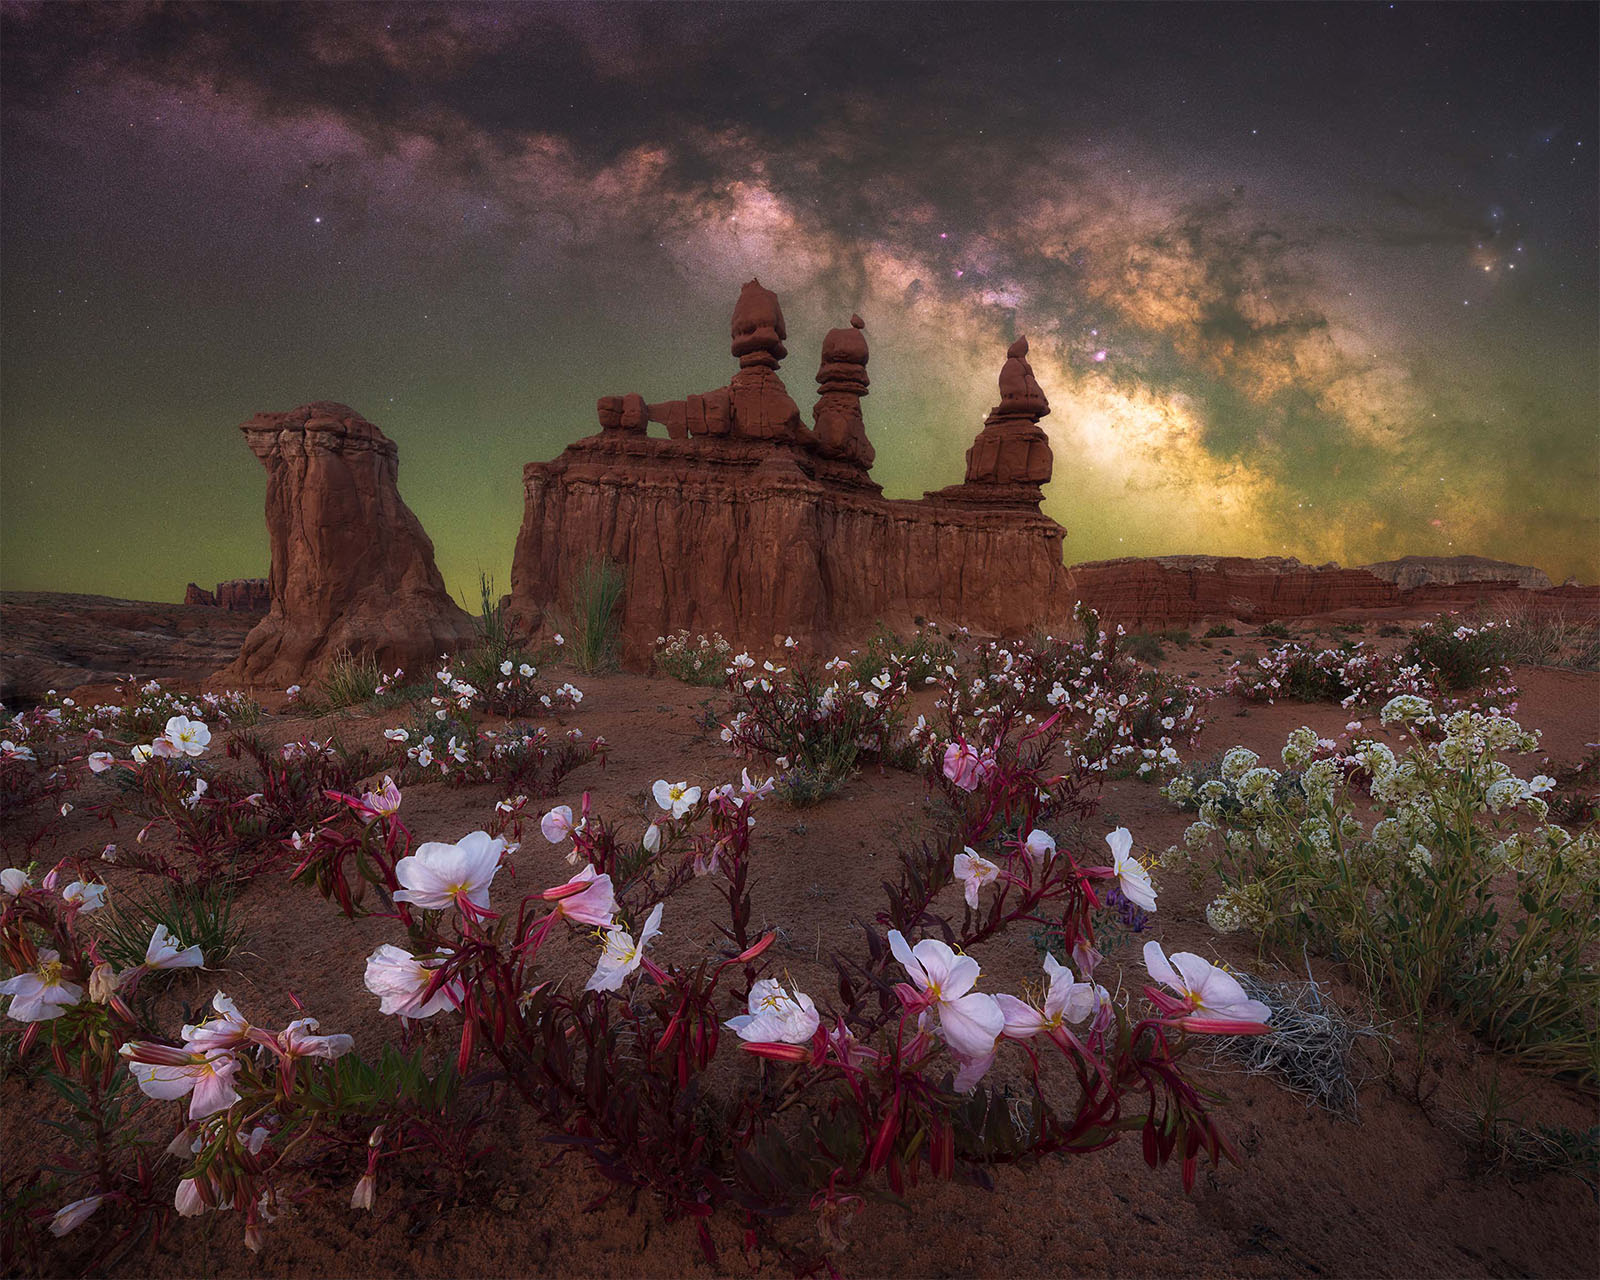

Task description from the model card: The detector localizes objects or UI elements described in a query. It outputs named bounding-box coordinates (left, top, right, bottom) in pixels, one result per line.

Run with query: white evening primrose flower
left=652, top=779, right=701, bottom=818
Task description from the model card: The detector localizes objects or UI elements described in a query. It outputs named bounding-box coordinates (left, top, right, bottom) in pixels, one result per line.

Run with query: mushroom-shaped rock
left=218, top=402, right=477, bottom=687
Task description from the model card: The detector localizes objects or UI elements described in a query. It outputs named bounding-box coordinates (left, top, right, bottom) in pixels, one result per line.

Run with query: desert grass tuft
left=561, top=555, right=626, bottom=675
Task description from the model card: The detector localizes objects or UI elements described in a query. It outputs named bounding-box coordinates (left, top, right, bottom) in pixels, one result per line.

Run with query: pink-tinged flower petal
left=952, top=1050, right=995, bottom=1093
left=129, top=1061, right=199, bottom=1101
left=279, top=1017, right=354, bottom=1059
left=1143, top=940, right=1182, bottom=992
left=994, top=992, right=1045, bottom=1040
left=181, top=992, right=251, bottom=1051
left=540, top=806, right=574, bottom=844
left=937, top=991, right=1004, bottom=1060
left=548, top=865, right=616, bottom=927
left=886, top=930, right=928, bottom=989
left=144, top=924, right=203, bottom=970
left=186, top=1054, right=241, bottom=1120
left=394, top=832, right=505, bottom=911
left=49, top=1195, right=106, bottom=1236
left=364, top=944, right=462, bottom=1018
left=175, top=1179, right=207, bottom=1217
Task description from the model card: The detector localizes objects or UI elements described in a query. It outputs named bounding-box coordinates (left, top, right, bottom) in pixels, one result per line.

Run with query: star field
left=1, top=1, right=1595, bottom=599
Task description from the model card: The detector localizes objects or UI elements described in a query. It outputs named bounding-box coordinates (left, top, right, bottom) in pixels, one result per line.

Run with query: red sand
left=4, top=625, right=1598, bottom=1278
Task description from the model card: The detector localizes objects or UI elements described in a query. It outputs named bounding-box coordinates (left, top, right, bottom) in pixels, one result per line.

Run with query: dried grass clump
left=1211, top=968, right=1382, bottom=1118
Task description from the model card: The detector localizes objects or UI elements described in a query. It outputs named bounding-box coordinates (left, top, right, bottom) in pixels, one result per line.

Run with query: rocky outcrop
left=811, top=314, right=875, bottom=468
left=1069, top=556, right=1396, bottom=628
left=511, top=435, right=1074, bottom=662
left=513, top=286, right=1075, bottom=661
left=1361, top=555, right=1554, bottom=591
left=1068, top=555, right=1598, bottom=628
left=184, top=579, right=269, bottom=612
left=927, top=336, right=1054, bottom=509
left=218, top=402, right=476, bottom=688
left=1, top=592, right=259, bottom=708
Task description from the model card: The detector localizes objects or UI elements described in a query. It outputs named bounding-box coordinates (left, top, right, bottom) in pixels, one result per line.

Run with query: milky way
left=3, top=2, right=1595, bottom=599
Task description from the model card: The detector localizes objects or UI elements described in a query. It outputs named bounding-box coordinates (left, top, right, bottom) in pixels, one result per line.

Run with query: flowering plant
left=1164, top=707, right=1598, bottom=1082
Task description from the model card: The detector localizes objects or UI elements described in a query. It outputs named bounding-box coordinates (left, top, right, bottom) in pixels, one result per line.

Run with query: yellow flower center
left=38, top=959, right=64, bottom=984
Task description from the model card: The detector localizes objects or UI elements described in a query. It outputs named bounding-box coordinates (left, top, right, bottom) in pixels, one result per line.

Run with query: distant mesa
left=216, top=401, right=475, bottom=687
left=1067, top=553, right=1590, bottom=629
left=513, top=281, right=1072, bottom=660
left=1359, top=555, right=1553, bottom=592
left=184, top=578, right=269, bottom=612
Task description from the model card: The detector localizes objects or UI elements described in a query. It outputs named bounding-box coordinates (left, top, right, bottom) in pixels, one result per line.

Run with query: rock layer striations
left=514, top=285, right=1073, bottom=660
left=220, top=402, right=475, bottom=686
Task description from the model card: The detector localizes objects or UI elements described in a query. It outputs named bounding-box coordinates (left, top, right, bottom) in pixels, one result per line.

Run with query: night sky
left=3, top=1, right=1596, bottom=601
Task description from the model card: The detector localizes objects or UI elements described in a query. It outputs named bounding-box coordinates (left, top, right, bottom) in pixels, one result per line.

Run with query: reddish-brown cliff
left=511, top=433, right=1076, bottom=662
left=1068, top=555, right=1397, bottom=627
left=512, top=289, right=1074, bottom=661
left=184, top=579, right=270, bottom=612
left=1068, top=555, right=1597, bottom=628
left=217, top=402, right=475, bottom=687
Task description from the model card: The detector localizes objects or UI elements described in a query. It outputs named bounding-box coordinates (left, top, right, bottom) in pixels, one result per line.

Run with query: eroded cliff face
left=219, top=402, right=476, bottom=686
left=1066, top=555, right=1594, bottom=628
left=516, top=283, right=1074, bottom=662
left=510, top=434, right=1076, bottom=662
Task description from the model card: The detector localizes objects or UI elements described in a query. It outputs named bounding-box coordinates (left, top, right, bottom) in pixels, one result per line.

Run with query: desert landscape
left=3, top=4, right=1597, bottom=1279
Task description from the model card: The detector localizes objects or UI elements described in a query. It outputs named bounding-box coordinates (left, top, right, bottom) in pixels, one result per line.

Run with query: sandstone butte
left=509, top=280, right=1078, bottom=662
left=216, top=402, right=476, bottom=687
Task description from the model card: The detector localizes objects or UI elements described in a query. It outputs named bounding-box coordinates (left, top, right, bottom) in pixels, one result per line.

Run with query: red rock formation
left=514, top=283, right=1074, bottom=661
left=184, top=579, right=271, bottom=612
left=1068, top=556, right=1399, bottom=627
left=600, top=279, right=815, bottom=448
left=927, top=335, right=1053, bottom=509
left=511, top=434, right=1074, bottom=663
left=214, top=578, right=270, bottom=613
left=1067, top=555, right=1600, bottom=629
left=217, top=402, right=476, bottom=687
left=811, top=314, right=875, bottom=469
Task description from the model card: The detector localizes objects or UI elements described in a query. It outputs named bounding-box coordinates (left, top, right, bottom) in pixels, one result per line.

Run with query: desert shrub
left=1400, top=618, right=1514, bottom=691
left=41, top=680, right=260, bottom=740
left=1226, top=635, right=1519, bottom=711
left=849, top=623, right=958, bottom=688
left=653, top=630, right=734, bottom=686
left=560, top=554, right=625, bottom=675
left=945, top=631, right=1208, bottom=782
left=720, top=652, right=912, bottom=787
left=1483, top=600, right=1600, bottom=672
left=267, top=720, right=1257, bottom=1271
left=0, top=724, right=74, bottom=822
left=1203, top=624, right=1236, bottom=638
left=1163, top=706, right=1600, bottom=1082
left=89, top=729, right=403, bottom=887
left=2, top=873, right=480, bottom=1264
left=1208, top=971, right=1380, bottom=1117
left=1257, top=621, right=1292, bottom=640
left=1124, top=631, right=1166, bottom=663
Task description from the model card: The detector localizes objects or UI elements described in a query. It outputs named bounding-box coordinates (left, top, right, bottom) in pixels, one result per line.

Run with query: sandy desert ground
left=2, top=603, right=1598, bottom=1279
